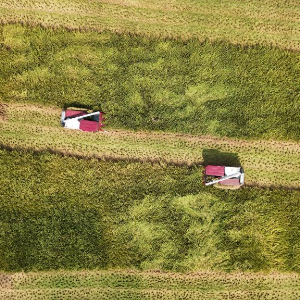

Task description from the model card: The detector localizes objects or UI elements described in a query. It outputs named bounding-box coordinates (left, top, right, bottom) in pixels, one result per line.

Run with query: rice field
left=0, top=0, right=300, bottom=50
left=1, top=270, right=300, bottom=300
left=0, top=2, right=300, bottom=298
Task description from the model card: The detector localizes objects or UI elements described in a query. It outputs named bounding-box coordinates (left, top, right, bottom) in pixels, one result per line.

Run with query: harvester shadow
left=0, top=103, right=8, bottom=121
left=63, top=102, right=102, bottom=111
left=202, top=149, right=241, bottom=167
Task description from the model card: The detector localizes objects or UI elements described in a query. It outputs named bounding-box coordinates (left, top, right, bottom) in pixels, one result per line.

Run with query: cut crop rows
left=0, top=0, right=300, bottom=50
left=0, top=270, right=300, bottom=300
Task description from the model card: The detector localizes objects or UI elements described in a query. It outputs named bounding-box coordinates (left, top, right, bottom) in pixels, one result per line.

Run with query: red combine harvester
left=204, top=165, right=244, bottom=188
left=61, top=109, right=105, bottom=132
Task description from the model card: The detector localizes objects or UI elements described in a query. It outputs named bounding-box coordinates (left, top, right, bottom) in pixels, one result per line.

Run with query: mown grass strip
left=1, top=103, right=300, bottom=188
left=0, top=148, right=300, bottom=272
left=0, top=25, right=300, bottom=140
left=0, top=0, right=300, bottom=50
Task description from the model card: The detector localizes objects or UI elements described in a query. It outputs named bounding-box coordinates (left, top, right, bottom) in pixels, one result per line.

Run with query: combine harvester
left=61, top=108, right=105, bottom=132
left=204, top=165, right=244, bottom=189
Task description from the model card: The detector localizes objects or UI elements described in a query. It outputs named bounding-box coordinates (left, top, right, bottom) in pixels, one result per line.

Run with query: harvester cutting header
left=61, top=108, right=105, bottom=132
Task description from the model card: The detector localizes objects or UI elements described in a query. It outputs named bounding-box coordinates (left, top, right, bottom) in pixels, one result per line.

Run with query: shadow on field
left=202, top=149, right=241, bottom=167
left=0, top=103, right=7, bottom=121
left=63, top=102, right=101, bottom=111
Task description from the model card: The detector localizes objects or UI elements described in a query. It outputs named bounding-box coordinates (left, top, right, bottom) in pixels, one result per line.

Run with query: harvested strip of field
left=1, top=288, right=300, bottom=300
left=0, top=270, right=299, bottom=300
left=0, top=0, right=300, bottom=50
left=1, top=103, right=300, bottom=188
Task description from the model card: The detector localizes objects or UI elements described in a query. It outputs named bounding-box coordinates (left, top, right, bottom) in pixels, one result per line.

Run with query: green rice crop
left=0, top=148, right=299, bottom=273
left=1, top=25, right=300, bottom=140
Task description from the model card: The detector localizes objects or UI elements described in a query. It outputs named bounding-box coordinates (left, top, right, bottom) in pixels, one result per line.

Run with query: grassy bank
left=1, top=103, right=300, bottom=188
left=0, top=270, right=300, bottom=300
left=1, top=25, right=300, bottom=140
left=0, top=148, right=300, bottom=273
left=0, top=0, right=300, bottom=50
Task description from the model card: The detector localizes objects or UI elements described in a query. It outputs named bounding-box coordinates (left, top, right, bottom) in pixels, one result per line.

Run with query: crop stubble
left=0, top=270, right=300, bottom=300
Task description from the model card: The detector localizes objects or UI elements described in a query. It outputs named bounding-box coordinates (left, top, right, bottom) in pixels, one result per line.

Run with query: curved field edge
left=0, top=0, right=300, bottom=51
left=0, top=271, right=299, bottom=300
left=1, top=148, right=300, bottom=272
left=0, top=24, right=300, bottom=141
left=1, top=103, right=300, bottom=188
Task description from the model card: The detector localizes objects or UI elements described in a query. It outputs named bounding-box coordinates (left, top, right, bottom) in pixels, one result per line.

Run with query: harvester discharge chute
left=204, top=165, right=244, bottom=188
left=61, top=109, right=105, bottom=132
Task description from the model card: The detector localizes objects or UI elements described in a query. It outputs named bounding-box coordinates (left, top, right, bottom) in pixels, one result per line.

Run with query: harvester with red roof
left=204, top=165, right=244, bottom=188
left=61, top=108, right=105, bottom=132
